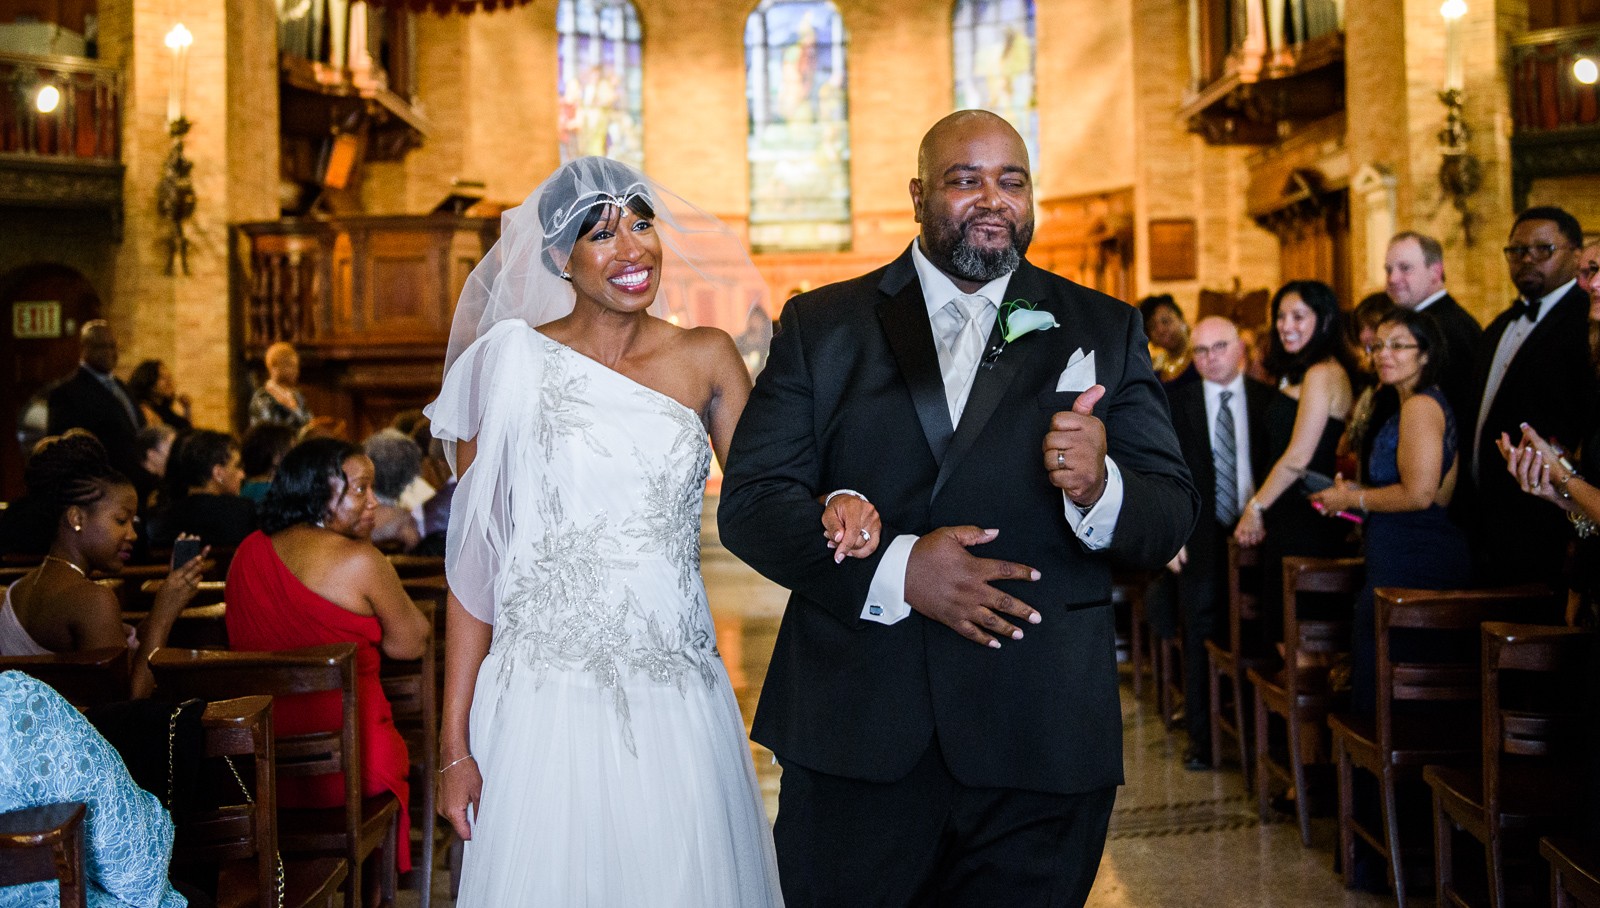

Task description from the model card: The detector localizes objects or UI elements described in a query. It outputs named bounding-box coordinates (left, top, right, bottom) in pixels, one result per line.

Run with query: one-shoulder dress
left=432, top=323, right=782, bottom=907
left=224, top=530, right=412, bottom=872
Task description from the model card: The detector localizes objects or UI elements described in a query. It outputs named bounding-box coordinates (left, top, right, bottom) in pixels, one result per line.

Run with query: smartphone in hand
left=171, top=537, right=205, bottom=569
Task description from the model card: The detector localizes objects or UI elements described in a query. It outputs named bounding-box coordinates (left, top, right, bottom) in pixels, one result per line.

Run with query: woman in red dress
left=226, top=437, right=431, bottom=882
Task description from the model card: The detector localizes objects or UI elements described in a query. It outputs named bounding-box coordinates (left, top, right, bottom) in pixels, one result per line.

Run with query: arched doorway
left=0, top=263, right=103, bottom=500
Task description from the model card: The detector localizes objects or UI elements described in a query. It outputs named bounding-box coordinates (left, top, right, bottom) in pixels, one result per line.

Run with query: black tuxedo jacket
left=1421, top=293, right=1484, bottom=444
left=46, top=365, right=144, bottom=476
left=1167, top=376, right=1272, bottom=595
left=1468, top=283, right=1597, bottom=584
left=719, top=247, right=1197, bottom=795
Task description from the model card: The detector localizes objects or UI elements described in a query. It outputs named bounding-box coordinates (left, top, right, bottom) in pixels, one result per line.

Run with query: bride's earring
left=560, top=271, right=572, bottom=282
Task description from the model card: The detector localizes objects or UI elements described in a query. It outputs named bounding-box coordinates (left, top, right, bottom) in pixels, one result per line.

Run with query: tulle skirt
left=456, top=649, right=784, bottom=907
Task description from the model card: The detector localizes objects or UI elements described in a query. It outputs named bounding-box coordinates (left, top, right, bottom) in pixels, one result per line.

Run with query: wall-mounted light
left=1576, top=57, right=1599, bottom=86
left=1437, top=0, right=1480, bottom=244
left=34, top=85, right=60, bottom=114
left=159, top=22, right=197, bottom=275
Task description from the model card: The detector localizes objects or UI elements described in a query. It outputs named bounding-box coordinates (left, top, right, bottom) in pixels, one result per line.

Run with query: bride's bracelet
left=438, top=754, right=475, bottom=775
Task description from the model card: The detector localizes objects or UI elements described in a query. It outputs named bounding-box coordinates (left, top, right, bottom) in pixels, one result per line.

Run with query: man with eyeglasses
left=1468, top=206, right=1597, bottom=587
left=1384, top=231, right=1482, bottom=448
left=1163, top=316, right=1272, bottom=770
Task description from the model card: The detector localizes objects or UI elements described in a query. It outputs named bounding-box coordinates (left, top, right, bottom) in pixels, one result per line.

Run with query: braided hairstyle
left=11, top=431, right=131, bottom=546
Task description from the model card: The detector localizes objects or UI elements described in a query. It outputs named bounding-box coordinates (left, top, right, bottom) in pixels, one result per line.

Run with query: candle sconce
left=158, top=116, right=196, bottom=275
left=1437, top=1, right=1480, bottom=245
left=158, top=23, right=195, bottom=275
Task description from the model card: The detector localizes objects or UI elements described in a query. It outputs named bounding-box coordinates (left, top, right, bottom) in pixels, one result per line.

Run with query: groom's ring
left=1056, top=450, right=1065, bottom=469
left=859, top=529, right=871, bottom=542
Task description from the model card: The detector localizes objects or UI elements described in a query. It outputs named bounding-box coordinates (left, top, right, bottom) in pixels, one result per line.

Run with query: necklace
left=43, top=555, right=87, bottom=577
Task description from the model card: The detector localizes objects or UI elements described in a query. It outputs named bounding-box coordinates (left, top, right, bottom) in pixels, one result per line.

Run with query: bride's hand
left=822, top=494, right=882, bottom=563
left=437, top=755, right=483, bottom=841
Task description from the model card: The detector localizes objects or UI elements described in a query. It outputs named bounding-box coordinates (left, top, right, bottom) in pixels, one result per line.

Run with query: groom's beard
left=922, top=213, right=1035, bottom=284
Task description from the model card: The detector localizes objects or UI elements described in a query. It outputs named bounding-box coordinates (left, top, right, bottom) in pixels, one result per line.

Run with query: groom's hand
left=1043, top=384, right=1108, bottom=507
left=905, top=526, right=1041, bottom=648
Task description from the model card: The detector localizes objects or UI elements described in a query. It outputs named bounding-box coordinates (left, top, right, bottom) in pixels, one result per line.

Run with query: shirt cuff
left=861, top=534, right=918, bottom=624
left=1061, top=457, right=1124, bottom=551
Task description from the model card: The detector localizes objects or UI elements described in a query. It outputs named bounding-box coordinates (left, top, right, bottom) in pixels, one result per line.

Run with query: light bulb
left=1576, top=58, right=1599, bottom=86
left=35, top=85, right=60, bottom=114
left=165, top=23, right=193, bottom=50
left=1440, top=0, right=1467, bottom=21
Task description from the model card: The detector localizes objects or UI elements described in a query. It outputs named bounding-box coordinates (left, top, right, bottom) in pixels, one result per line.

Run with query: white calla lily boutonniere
left=983, top=298, right=1059, bottom=368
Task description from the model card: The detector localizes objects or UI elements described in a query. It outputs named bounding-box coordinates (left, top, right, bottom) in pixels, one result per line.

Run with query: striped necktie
left=1214, top=389, right=1239, bottom=525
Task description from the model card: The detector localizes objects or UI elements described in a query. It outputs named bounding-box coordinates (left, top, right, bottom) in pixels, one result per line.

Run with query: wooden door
left=0, top=264, right=101, bottom=500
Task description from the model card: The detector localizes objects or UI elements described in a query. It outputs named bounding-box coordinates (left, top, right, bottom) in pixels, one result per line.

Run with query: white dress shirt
left=1203, top=373, right=1255, bottom=517
left=856, top=241, right=1126, bottom=624
left=1413, top=287, right=1450, bottom=312
left=1472, top=278, right=1576, bottom=479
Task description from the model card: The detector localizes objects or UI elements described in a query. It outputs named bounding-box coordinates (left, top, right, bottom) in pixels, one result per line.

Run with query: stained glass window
left=952, top=0, right=1038, bottom=168
left=745, top=0, right=851, bottom=252
left=557, top=0, right=644, bottom=170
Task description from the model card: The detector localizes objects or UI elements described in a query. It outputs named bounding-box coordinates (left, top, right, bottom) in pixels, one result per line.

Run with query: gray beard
left=949, top=241, right=1021, bottom=283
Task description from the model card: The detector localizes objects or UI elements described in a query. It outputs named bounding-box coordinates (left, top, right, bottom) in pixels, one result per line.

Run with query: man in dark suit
left=1165, top=316, right=1272, bottom=769
left=1384, top=231, right=1483, bottom=443
left=1468, top=207, right=1597, bottom=588
left=719, top=111, right=1197, bottom=905
left=45, top=319, right=144, bottom=477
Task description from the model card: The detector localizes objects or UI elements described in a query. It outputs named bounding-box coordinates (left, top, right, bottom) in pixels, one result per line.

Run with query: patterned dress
left=0, top=671, right=186, bottom=908
left=438, top=324, right=782, bottom=907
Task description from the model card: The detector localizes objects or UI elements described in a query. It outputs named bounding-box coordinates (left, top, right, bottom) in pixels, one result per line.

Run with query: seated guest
left=126, top=359, right=193, bottom=433
left=1310, top=308, right=1470, bottom=715
left=247, top=341, right=312, bottom=431
left=413, top=437, right=455, bottom=557
left=148, top=430, right=255, bottom=550
left=0, top=432, right=207, bottom=699
left=1140, top=293, right=1198, bottom=390
left=129, top=423, right=178, bottom=512
left=238, top=423, right=296, bottom=503
left=225, top=438, right=430, bottom=879
left=0, top=671, right=188, bottom=907
left=363, top=429, right=423, bottom=552
left=386, top=411, right=440, bottom=514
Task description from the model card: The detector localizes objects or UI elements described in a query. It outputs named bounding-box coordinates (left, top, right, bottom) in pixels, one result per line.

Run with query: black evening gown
left=1258, top=388, right=1357, bottom=649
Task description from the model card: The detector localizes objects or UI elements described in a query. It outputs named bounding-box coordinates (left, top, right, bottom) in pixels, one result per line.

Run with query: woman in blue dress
left=1310, top=307, right=1470, bottom=715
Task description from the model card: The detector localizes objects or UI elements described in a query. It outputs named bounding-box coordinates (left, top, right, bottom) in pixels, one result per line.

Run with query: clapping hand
left=1497, top=423, right=1572, bottom=509
left=822, top=494, right=882, bottom=563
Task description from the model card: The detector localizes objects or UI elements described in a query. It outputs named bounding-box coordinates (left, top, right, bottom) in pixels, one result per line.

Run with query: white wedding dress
left=434, top=322, right=783, bottom=907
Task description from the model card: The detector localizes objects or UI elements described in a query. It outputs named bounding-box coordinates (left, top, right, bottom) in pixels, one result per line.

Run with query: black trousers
left=1178, top=521, right=1231, bottom=750
left=773, top=737, right=1117, bottom=907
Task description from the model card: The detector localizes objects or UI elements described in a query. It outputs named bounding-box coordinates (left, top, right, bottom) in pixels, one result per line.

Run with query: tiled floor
left=402, top=517, right=1392, bottom=907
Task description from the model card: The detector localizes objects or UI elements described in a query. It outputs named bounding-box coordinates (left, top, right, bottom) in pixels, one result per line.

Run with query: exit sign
left=13, top=301, right=62, bottom=339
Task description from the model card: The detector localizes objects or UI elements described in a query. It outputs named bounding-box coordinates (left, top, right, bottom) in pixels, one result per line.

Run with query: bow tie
left=1515, top=298, right=1541, bottom=322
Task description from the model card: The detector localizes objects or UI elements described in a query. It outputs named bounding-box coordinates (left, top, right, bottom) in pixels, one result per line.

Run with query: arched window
left=745, top=0, right=851, bottom=252
left=557, top=0, right=644, bottom=170
left=952, top=0, right=1038, bottom=168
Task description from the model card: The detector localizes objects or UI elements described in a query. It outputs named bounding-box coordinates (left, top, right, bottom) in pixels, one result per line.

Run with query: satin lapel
left=930, top=263, right=1053, bottom=502
left=878, top=274, right=954, bottom=464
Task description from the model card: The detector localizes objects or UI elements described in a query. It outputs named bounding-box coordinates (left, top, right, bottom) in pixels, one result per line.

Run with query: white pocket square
left=1055, top=349, right=1096, bottom=393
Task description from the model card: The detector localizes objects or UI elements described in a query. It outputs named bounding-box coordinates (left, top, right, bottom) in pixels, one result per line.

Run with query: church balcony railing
left=1509, top=22, right=1600, bottom=208
left=1182, top=0, right=1345, bottom=146
left=0, top=51, right=123, bottom=227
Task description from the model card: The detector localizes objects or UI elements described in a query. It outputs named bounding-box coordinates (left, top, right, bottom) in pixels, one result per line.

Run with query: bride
left=428, top=157, right=876, bottom=905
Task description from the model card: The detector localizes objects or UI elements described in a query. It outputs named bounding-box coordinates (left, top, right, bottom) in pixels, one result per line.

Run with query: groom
left=720, top=110, right=1197, bottom=905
